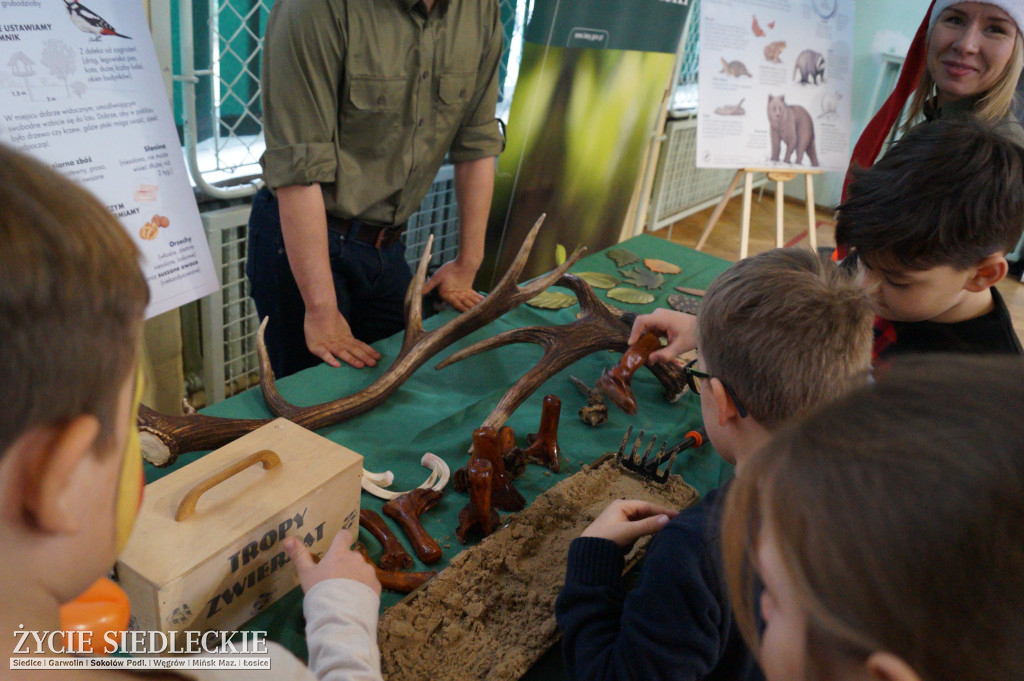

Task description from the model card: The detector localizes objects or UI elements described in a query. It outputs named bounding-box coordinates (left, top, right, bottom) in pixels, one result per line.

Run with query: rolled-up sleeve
left=449, top=1, right=504, bottom=163
left=260, top=0, right=345, bottom=188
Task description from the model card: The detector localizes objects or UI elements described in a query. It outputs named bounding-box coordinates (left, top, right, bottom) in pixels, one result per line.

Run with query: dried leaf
left=667, top=294, right=701, bottom=315
left=607, top=287, right=655, bottom=305
left=674, top=286, right=706, bottom=297
left=555, top=244, right=567, bottom=266
left=575, top=271, right=620, bottom=289
left=621, top=267, right=665, bottom=290
left=526, top=291, right=578, bottom=310
left=606, top=248, right=641, bottom=267
left=644, top=258, right=682, bottom=274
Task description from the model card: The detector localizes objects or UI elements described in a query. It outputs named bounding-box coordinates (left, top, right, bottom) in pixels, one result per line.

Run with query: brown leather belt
left=327, top=216, right=405, bottom=249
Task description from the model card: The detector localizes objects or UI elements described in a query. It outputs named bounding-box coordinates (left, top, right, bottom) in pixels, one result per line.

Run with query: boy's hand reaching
left=629, top=309, right=698, bottom=364
left=581, top=499, right=678, bottom=550
left=284, top=529, right=382, bottom=596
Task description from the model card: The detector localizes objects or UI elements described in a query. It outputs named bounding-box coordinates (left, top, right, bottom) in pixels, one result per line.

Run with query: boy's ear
left=864, top=651, right=921, bottom=681
left=20, top=416, right=101, bottom=534
left=709, top=378, right=741, bottom=427
left=964, top=253, right=1008, bottom=292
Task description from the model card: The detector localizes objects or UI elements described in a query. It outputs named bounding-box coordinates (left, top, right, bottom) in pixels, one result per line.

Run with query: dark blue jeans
left=246, top=187, right=412, bottom=378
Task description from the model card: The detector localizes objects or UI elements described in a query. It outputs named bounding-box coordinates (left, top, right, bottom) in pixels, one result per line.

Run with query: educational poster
left=479, top=0, right=691, bottom=286
left=0, top=1, right=219, bottom=318
left=696, top=0, right=855, bottom=172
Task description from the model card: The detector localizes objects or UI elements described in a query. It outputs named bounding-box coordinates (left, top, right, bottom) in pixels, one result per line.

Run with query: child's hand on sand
left=284, top=529, right=382, bottom=596
left=581, top=499, right=679, bottom=550
left=629, top=309, right=698, bottom=364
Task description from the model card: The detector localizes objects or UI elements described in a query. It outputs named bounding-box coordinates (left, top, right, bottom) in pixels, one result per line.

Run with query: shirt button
left=459, top=88, right=467, bottom=97
left=422, top=72, right=429, bottom=80
left=377, top=95, right=386, bottom=105
left=418, top=118, right=424, bottom=126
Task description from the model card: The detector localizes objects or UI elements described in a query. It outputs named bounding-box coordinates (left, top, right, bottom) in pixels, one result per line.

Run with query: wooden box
left=117, top=418, right=362, bottom=634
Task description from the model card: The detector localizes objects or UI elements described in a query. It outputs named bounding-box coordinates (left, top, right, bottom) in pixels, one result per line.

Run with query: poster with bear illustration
left=696, top=0, right=855, bottom=172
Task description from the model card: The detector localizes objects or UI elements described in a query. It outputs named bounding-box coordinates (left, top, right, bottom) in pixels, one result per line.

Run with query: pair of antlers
left=137, top=215, right=687, bottom=467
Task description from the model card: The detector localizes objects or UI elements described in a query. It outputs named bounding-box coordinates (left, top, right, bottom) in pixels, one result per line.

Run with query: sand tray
left=377, top=454, right=699, bottom=681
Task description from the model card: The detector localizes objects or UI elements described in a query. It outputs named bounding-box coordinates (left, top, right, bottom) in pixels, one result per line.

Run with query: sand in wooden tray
left=377, top=454, right=699, bottom=681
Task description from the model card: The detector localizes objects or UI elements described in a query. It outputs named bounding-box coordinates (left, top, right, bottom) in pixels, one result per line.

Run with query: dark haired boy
left=555, top=249, right=875, bottom=681
left=837, top=118, right=1024, bottom=359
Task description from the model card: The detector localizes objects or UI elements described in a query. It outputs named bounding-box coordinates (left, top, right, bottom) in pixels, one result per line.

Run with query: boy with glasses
left=555, top=248, right=874, bottom=681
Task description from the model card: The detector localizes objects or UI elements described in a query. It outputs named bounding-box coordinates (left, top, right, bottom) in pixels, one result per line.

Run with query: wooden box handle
left=175, top=449, right=281, bottom=521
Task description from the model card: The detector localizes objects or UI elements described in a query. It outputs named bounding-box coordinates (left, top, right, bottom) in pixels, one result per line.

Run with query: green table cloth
left=143, top=233, right=734, bottom=668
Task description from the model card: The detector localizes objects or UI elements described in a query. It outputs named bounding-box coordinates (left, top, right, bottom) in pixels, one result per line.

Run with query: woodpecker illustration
left=62, top=0, right=131, bottom=41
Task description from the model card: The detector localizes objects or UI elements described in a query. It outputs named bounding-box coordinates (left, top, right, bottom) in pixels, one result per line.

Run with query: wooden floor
left=647, top=191, right=1024, bottom=339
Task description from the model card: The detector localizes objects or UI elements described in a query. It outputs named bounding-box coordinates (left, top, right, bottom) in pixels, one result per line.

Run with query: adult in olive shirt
left=248, top=0, right=504, bottom=377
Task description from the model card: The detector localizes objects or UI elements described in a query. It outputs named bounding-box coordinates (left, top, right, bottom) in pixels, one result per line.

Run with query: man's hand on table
left=304, top=306, right=381, bottom=369
left=285, top=529, right=382, bottom=596
left=423, top=259, right=485, bottom=312
left=580, top=499, right=679, bottom=551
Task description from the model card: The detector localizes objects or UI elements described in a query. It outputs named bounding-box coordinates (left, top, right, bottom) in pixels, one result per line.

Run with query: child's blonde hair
left=0, top=144, right=149, bottom=454
left=696, top=249, right=873, bottom=429
left=723, top=355, right=1024, bottom=681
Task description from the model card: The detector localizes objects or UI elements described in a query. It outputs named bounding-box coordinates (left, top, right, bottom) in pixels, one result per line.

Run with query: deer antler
left=436, top=274, right=689, bottom=433
left=138, top=214, right=585, bottom=466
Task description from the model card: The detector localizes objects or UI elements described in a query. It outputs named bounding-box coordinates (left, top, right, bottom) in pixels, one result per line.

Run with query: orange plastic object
left=59, top=577, right=130, bottom=654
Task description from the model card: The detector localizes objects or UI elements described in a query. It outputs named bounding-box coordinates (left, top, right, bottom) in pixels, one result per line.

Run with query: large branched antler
left=138, top=215, right=585, bottom=466
left=436, top=274, right=688, bottom=433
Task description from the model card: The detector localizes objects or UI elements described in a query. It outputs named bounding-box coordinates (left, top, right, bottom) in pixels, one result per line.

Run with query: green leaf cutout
left=575, top=271, right=620, bottom=289
left=607, top=287, right=655, bottom=305
left=555, top=244, right=567, bottom=266
left=527, top=291, right=578, bottom=310
left=606, top=248, right=641, bottom=267
left=621, top=267, right=665, bottom=290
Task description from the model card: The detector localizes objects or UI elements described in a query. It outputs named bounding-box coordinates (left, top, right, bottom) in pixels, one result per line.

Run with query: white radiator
left=646, top=117, right=752, bottom=232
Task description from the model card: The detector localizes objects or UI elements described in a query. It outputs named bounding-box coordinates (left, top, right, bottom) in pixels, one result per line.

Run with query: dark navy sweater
left=555, top=486, right=763, bottom=681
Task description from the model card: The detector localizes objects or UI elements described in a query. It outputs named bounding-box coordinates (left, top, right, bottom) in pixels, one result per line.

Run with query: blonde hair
left=696, top=249, right=873, bottom=429
left=903, top=27, right=1024, bottom=132
left=0, top=144, right=149, bottom=454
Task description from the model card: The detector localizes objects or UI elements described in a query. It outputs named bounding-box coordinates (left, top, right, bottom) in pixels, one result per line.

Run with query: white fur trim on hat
left=928, top=0, right=1024, bottom=34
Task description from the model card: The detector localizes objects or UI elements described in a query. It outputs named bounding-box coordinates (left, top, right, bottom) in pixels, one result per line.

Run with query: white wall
left=786, top=0, right=931, bottom=210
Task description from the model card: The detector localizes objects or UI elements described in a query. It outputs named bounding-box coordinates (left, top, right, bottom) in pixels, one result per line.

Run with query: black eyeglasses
left=682, top=358, right=749, bottom=418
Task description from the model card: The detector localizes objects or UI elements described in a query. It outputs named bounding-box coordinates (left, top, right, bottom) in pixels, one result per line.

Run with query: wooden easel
left=695, top=167, right=825, bottom=259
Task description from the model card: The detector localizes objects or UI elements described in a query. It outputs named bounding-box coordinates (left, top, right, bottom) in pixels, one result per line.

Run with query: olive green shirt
left=260, top=0, right=504, bottom=226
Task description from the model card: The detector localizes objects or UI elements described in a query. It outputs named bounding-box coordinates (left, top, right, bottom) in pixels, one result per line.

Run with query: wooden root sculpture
left=354, top=545, right=437, bottom=594
left=359, top=509, right=413, bottom=571
left=436, top=274, right=689, bottom=434
left=137, top=214, right=586, bottom=467
left=455, top=458, right=500, bottom=544
left=597, top=331, right=662, bottom=415
left=470, top=426, right=525, bottom=511
left=523, top=394, right=561, bottom=472
left=382, top=488, right=445, bottom=565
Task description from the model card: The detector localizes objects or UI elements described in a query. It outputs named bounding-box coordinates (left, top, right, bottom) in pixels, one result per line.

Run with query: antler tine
left=256, top=316, right=303, bottom=419
left=435, top=326, right=555, bottom=370
left=556, top=273, right=607, bottom=313
left=401, top=233, right=434, bottom=356
left=490, top=213, right=547, bottom=294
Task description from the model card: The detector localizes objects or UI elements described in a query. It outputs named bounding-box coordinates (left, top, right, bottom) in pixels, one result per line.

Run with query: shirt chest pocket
left=341, top=76, right=407, bottom=152
left=348, top=76, right=407, bottom=111
left=436, top=72, right=476, bottom=131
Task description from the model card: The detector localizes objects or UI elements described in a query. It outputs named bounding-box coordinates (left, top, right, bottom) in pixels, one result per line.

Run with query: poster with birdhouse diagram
left=0, top=1, right=219, bottom=319
left=695, top=0, right=855, bottom=172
